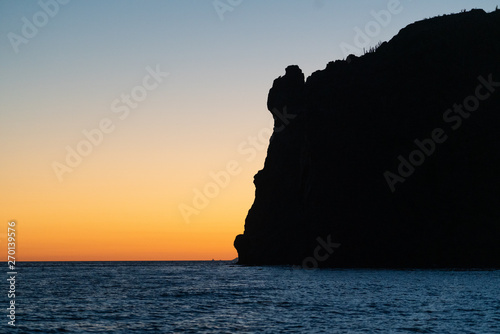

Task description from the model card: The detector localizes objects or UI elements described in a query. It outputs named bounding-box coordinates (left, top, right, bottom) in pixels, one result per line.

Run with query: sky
left=1, top=0, right=498, bottom=261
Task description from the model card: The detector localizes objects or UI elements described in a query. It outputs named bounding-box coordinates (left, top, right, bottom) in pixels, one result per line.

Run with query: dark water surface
left=4, top=261, right=500, bottom=333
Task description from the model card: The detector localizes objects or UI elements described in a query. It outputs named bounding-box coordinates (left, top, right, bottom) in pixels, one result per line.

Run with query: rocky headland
left=234, top=9, right=500, bottom=268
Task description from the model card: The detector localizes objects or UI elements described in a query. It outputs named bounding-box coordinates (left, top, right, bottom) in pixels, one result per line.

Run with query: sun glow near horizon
left=1, top=121, right=267, bottom=261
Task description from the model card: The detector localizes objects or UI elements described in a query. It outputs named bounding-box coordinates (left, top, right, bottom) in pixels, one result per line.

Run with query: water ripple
left=5, top=262, right=500, bottom=333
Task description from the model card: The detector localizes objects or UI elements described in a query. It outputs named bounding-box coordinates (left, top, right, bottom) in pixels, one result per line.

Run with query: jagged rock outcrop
left=234, top=9, right=500, bottom=268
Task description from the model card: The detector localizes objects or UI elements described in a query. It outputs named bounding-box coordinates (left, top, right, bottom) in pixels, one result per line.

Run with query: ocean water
left=4, top=261, right=500, bottom=333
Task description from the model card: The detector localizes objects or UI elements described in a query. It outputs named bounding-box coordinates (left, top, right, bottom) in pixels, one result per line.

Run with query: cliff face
left=234, top=9, right=500, bottom=268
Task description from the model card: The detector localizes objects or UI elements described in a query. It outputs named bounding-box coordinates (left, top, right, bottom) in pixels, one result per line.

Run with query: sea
left=3, top=261, right=500, bottom=333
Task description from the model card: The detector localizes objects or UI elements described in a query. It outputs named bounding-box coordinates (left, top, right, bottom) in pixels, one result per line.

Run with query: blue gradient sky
left=1, top=0, right=497, bottom=260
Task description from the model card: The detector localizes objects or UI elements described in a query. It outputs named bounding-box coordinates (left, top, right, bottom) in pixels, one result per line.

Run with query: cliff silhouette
left=234, top=9, right=500, bottom=268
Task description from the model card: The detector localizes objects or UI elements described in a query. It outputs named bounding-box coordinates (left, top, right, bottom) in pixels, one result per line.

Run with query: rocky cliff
left=234, top=9, right=500, bottom=268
